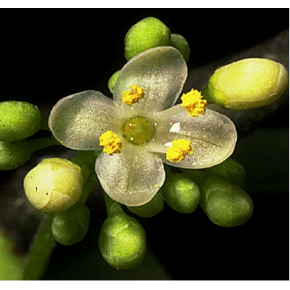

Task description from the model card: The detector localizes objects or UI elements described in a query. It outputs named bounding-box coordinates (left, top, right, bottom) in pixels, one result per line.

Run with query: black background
left=1, top=9, right=288, bottom=106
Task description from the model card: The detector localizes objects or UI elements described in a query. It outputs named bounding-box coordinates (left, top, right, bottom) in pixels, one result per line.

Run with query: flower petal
left=114, top=46, right=187, bottom=113
left=48, top=90, right=120, bottom=150
left=149, top=106, right=237, bottom=169
left=95, top=145, right=165, bottom=206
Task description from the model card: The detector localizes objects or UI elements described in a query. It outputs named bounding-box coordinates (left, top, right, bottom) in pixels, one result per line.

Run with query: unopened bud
left=99, top=214, right=146, bottom=270
left=162, top=173, right=200, bottom=213
left=108, top=70, right=121, bottom=94
left=124, top=17, right=171, bottom=61
left=52, top=203, right=90, bottom=245
left=127, top=189, right=164, bottom=218
left=200, top=176, right=253, bottom=227
left=24, top=158, right=83, bottom=214
left=0, top=101, right=41, bottom=142
left=204, top=58, right=289, bottom=110
left=202, top=158, right=246, bottom=187
left=0, top=140, right=32, bottom=170
left=170, top=34, right=190, bottom=62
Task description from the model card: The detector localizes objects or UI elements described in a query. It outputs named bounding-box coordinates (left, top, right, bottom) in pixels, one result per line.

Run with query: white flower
left=48, top=47, right=237, bottom=206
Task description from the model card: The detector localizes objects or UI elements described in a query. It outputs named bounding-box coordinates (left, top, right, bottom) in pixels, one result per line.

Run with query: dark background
left=0, top=9, right=289, bottom=280
left=1, top=9, right=289, bottom=106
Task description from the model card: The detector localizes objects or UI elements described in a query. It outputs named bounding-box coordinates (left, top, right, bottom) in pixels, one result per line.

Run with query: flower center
left=123, top=117, right=155, bottom=145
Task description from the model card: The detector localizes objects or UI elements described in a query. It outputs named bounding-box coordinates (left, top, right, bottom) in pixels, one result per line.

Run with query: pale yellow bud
left=205, top=58, right=289, bottom=110
left=24, top=158, right=83, bottom=214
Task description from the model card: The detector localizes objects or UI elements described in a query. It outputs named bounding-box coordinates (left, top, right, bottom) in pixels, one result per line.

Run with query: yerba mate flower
left=48, top=47, right=237, bottom=206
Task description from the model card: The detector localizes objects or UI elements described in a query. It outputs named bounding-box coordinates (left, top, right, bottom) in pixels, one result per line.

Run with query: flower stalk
left=0, top=136, right=61, bottom=171
left=22, top=214, right=56, bottom=280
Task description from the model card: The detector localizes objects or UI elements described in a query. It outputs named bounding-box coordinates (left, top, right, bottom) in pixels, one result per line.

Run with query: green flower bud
left=162, top=173, right=200, bottom=214
left=0, top=140, right=32, bottom=170
left=108, top=70, right=121, bottom=94
left=52, top=203, right=90, bottom=246
left=170, top=34, right=190, bottom=62
left=124, top=17, right=171, bottom=61
left=24, top=158, right=83, bottom=214
left=127, top=189, right=164, bottom=218
left=200, top=176, right=253, bottom=227
left=203, top=58, right=289, bottom=110
left=99, top=214, right=146, bottom=270
left=0, top=101, right=41, bottom=142
left=202, top=158, right=246, bottom=187
left=181, top=168, right=206, bottom=186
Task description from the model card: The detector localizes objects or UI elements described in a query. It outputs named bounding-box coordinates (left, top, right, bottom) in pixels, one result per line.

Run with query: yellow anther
left=166, top=139, right=193, bottom=162
left=99, top=131, right=122, bottom=154
left=181, top=89, right=207, bottom=117
left=122, top=85, right=144, bottom=106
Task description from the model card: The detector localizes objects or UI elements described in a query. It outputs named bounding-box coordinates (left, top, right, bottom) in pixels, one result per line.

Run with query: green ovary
left=123, top=117, right=155, bottom=145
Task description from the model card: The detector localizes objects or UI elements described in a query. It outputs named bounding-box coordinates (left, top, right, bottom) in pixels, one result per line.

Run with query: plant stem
left=26, top=136, right=62, bottom=152
left=40, top=115, right=50, bottom=131
left=71, top=151, right=101, bottom=204
left=22, top=214, right=56, bottom=280
left=164, top=164, right=174, bottom=177
left=102, top=190, right=124, bottom=217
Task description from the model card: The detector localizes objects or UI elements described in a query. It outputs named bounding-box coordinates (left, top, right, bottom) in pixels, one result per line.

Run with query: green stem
left=71, top=151, right=101, bottom=204
left=102, top=190, right=124, bottom=217
left=22, top=214, right=56, bottom=280
left=40, top=115, right=50, bottom=131
left=26, top=136, right=62, bottom=152
left=164, top=164, right=174, bottom=177
left=71, top=150, right=100, bottom=170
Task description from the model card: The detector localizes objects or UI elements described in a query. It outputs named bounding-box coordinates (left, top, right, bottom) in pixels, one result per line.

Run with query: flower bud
left=170, top=34, right=190, bottom=62
left=127, top=189, right=164, bottom=218
left=181, top=168, right=206, bottom=186
left=0, top=140, right=32, bottom=170
left=204, top=58, right=289, bottom=110
left=124, top=17, right=171, bottom=60
left=24, top=158, right=83, bottom=214
left=52, top=203, right=90, bottom=246
left=108, top=70, right=121, bottom=94
left=162, top=173, right=200, bottom=214
left=99, top=214, right=146, bottom=270
left=202, top=158, right=246, bottom=187
left=200, top=176, right=253, bottom=227
left=0, top=101, right=41, bottom=142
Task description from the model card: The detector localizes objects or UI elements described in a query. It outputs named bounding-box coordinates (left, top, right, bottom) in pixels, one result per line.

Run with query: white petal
left=114, top=46, right=187, bottom=113
left=150, top=106, right=237, bottom=169
left=95, top=145, right=165, bottom=206
left=48, top=90, right=120, bottom=150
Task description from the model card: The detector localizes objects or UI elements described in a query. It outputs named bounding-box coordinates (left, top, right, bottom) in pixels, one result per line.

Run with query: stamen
left=99, top=131, right=122, bottom=154
left=181, top=89, right=207, bottom=117
left=122, top=85, right=144, bottom=106
left=166, top=139, right=193, bottom=162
